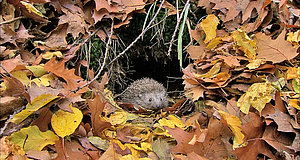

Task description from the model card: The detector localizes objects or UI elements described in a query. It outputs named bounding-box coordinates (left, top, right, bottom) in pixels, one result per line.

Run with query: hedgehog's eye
left=160, top=98, right=162, bottom=101
left=149, top=98, right=152, bottom=102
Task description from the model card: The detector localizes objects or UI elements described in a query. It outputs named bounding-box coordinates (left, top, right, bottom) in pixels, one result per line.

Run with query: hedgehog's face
left=137, top=92, right=168, bottom=109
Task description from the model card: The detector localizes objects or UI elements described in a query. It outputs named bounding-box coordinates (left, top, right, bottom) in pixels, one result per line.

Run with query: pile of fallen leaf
left=0, top=0, right=300, bottom=159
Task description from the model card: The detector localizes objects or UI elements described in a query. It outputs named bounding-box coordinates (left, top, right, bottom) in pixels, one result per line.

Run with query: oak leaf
left=43, top=57, right=87, bottom=94
left=255, top=32, right=298, bottom=63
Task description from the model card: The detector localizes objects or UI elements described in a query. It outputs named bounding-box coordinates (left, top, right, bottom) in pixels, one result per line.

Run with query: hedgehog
left=119, top=78, right=168, bottom=110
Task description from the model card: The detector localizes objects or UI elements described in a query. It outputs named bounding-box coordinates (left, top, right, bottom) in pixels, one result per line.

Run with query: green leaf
left=178, top=3, right=190, bottom=68
left=8, top=126, right=59, bottom=151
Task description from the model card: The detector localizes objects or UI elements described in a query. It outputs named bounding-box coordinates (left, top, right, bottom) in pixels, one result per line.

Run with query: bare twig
left=74, top=21, right=114, bottom=91
left=108, top=0, right=166, bottom=66
left=167, top=0, right=190, bottom=56
left=0, top=64, right=13, bottom=77
left=0, top=16, right=24, bottom=25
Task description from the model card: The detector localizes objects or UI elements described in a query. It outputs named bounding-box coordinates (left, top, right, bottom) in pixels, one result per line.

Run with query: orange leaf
left=43, top=57, right=87, bottom=94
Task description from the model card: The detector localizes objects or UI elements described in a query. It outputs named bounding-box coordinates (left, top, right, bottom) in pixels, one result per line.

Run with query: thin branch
left=74, top=21, right=114, bottom=91
left=0, top=17, right=24, bottom=25
left=108, top=0, right=166, bottom=66
left=167, top=0, right=190, bottom=56
left=0, top=64, right=13, bottom=77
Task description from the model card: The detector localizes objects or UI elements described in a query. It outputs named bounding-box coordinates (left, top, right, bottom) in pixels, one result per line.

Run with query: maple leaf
left=255, top=31, right=299, bottom=63
left=237, top=82, right=273, bottom=115
left=8, top=125, right=59, bottom=151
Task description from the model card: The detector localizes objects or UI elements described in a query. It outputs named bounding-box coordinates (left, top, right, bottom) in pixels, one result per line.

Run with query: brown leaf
left=233, top=140, right=275, bottom=160
left=14, top=23, right=34, bottom=43
left=187, top=152, right=208, bottom=160
left=0, top=56, right=25, bottom=73
left=262, top=124, right=294, bottom=154
left=255, top=32, right=298, bottom=63
left=266, top=108, right=294, bottom=133
left=26, top=150, right=51, bottom=160
left=186, top=45, right=206, bottom=60
left=43, top=57, right=87, bottom=95
left=31, top=107, right=53, bottom=132
left=274, top=91, right=287, bottom=113
left=45, top=24, right=68, bottom=49
left=58, top=9, right=88, bottom=38
left=211, top=0, right=240, bottom=22
left=166, top=127, right=194, bottom=154
left=190, top=86, right=205, bottom=101
left=87, top=93, right=111, bottom=136
left=3, top=76, right=31, bottom=103
left=54, top=140, right=89, bottom=160
left=27, top=83, right=61, bottom=102
left=215, top=55, right=240, bottom=67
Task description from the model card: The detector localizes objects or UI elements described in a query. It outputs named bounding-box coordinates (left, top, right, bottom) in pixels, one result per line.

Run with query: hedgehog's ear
left=138, top=94, right=142, bottom=98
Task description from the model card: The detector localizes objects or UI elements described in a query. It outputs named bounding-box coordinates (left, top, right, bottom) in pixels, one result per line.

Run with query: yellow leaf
left=158, top=115, right=185, bottom=129
left=26, top=65, right=48, bottom=77
left=196, top=62, right=221, bottom=78
left=11, top=94, right=58, bottom=124
left=33, top=73, right=56, bottom=87
left=11, top=71, right=30, bottom=86
left=289, top=99, right=300, bottom=110
left=237, top=82, right=273, bottom=115
left=131, top=142, right=152, bottom=152
left=42, top=51, right=63, bottom=60
left=20, top=1, right=44, bottom=18
left=246, top=59, right=265, bottom=69
left=232, top=29, right=256, bottom=59
left=103, top=110, right=127, bottom=126
left=200, top=14, right=219, bottom=43
left=8, top=126, right=59, bottom=151
left=286, top=67, right=300, bottom=80
left=51, top=105, right=83, bottom=138
left=218, top=111, right=245, bottom=149
left=206, top=37, right=222, bottom=49
left=286, top=30, right=300, bottom=47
